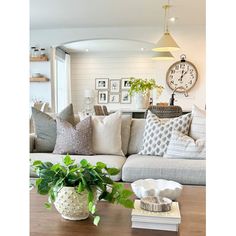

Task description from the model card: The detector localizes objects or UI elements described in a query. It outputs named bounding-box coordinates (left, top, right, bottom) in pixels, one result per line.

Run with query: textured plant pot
left=54, top=187, right=91, bottom=220
left=134, top=92, right=150, bottom=109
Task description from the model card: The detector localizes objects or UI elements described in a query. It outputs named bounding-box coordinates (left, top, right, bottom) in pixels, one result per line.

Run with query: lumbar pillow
left=189, top=104, right=206, bottom=140
left=53, top=116, right=93, bottom=155
left=139, top=111, right=192, bottom=156
left=164, top=130, right=206, bottom=159
left=92, top=112, right=124, bottom=156
left=31, top=104, right=75, bottom=152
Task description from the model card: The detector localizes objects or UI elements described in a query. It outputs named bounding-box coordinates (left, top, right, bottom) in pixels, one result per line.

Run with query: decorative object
left=131, top=179, right=183, bottom=201
left=139, top=111, right=191, bottom=156
left=166, top=54, right=198, bottom=93
left=95, top=78, right=109, bottom=90
left=92, top=112, right=124, bottom=156
left=152, top=51, right=174, bottom=61
left=53, top=116, right=93, bottom=155
left=121, top=90, right=131, bottom=104
left=109, top=94, right=120, bottom=103
left=32, top=155, right=134, bottom=225
left=121, top=78, right=131, bottom=89
left=140, top=196, right=172, bottom=212
left=110, top=79, right=121, bottom=93
left=83, top=89, right=94, bottom=115
left=152, top=3, right=180, bottom=52
left=128, top=77, right=164, bottom=109
left=164, top=130, right=206, bottom=159
left=31, top=104, right=75, bottom=152
left=98, top=90, right=108, bottom=104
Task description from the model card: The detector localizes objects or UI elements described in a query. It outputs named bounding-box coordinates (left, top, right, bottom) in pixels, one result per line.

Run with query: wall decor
left=121, top=90, right=131, bottom=104
left=109, top=94, right=120, bottom=103
left=98, top=90, right=108, bottom=104
left=121, top=78, right=131, bottom=90
left=166, top=54, right=198, bottom=93
left=95, top=78, right=109, bottom=90
left=110, top=79, right=120, bottom=93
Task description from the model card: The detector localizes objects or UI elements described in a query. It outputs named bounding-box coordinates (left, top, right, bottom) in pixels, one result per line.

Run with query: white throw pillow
left=164, top=130, right=206, bottom=159
left=92, top=112, right=124, bottom=156
left=189, top=105, right=206, bottom=140
left=139, top=111, right=192, bottom=156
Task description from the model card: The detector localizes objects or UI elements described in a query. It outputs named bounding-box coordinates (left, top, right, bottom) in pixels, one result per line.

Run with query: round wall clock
left=166, top=55, right=198, bottom=93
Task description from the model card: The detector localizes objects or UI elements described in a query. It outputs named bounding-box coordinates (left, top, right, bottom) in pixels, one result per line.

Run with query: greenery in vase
left=32, top=155, right=134, bottom=226
left=128, top=77, right=164, bottom=96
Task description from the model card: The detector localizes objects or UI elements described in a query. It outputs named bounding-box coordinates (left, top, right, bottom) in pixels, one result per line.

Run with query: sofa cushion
left=139, top=111, right=192, bottom=156
left=164, top=130, right=206, bottom=159
left=189, top=105, right=206, bottom=140
left=32, top=104, right=75, bottom=152
left=53, top=116, right=93, bottom=155
left=128, top=119, right=146, bottom=155
left=30, top=153, right=126, bottom=181
left=122, top=154, right=205, bottom=185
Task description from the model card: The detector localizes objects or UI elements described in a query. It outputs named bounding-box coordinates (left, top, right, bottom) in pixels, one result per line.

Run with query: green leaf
left=44, top=202, right=51, bottom=209
left=120, top=189, right=133, bottom=198
left=39, top=169, right=55, bottom=182
left=50, top=163, right=61, bottom=171
left=35, top=178, right=42, bottom=188
left=102, top=176, right=113, bottom=185
left=118, top=199, right=134, bottom=209
left=91, top=205, right=96, bottom=214
left=106, top=168, right=120, bottom=176
left=63, top=154, right=74, bottom=166
left=80, top=159, right=88, bottom=167
left=88, top=201, right=93, bottom=212
left=88, top=190, right=94, bottom=203
left=33, top=160, right=43, bottom=166
left=37, top=179, right=50, bottom=195
left=77, top=182, right=84, bottom=193
left=96, top=162, right=106, bottom=169
left=93, top=216, right=100, bottom=226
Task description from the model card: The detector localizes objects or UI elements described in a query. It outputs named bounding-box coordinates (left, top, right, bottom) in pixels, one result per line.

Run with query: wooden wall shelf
left=30, top=77, right=49, bottom=82
left=30, top=56, right=49, bottom=61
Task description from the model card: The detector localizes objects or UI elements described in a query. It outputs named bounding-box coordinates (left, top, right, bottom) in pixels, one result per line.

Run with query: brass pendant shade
left=152, top=51, right=174, bottom=60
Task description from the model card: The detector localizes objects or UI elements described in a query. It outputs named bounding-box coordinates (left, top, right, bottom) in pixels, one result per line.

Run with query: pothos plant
left=32, top=155, right=134, bottom=226
left=128, top=77, right=164, bottom=96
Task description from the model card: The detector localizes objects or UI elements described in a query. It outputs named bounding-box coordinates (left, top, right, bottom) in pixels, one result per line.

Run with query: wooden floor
left=30, top=185, right=205, bottom=236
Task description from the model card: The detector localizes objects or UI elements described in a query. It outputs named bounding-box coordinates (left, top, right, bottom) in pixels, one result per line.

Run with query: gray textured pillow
left=32, top=104, right=75, bottom=152
left=53, top=116, right=93, bottom=155
left=139, top=111, right=192, bottom=156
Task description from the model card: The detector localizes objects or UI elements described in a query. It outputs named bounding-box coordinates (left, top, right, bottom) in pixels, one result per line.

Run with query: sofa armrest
left=30, top=133, right=36, bottom=153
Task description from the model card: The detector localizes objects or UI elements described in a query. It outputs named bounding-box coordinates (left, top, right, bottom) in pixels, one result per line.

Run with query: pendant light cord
left=164, top=0, right=170, bottom=33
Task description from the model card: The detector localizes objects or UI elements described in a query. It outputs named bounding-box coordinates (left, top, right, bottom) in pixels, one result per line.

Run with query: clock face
left=166, top=60, right=198, bottom=92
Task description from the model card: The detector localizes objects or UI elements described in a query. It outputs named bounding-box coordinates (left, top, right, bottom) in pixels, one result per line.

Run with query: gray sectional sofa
left=30, top=115, right=206, bottom=185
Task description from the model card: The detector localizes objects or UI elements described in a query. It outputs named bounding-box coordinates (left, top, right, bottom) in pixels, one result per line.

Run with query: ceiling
left=30, top=0, right=205, bottom=30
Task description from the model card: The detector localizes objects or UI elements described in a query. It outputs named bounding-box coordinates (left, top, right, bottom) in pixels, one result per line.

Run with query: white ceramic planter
left=54, top=187, right=91, bottom=220
left=131, top=179, right=183, bottom=200
left=134, top=92, right=150, bottom=109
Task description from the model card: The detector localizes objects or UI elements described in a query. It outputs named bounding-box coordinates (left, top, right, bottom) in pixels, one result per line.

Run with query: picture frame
left=110, top=79, right=120, bottom=93
left=121, top=90, right=131, bottom=104
left=98, top=90, right=108, bottom=104
left=95, top=78, right=109, bottom=90
left=109, top=94, right=120, bottom=103
left=121, top=78, right=131, bottom=90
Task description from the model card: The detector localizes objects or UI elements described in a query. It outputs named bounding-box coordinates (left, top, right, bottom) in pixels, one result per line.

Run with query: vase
left=54, top=187, right=94, bottom=220
left=134, top=91, right=150, bottom=109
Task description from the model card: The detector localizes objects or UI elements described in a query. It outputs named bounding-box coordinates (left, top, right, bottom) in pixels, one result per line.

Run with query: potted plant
left=128, top=77, right=164, bottom=109
left=32, top=155, right=134, bottom=226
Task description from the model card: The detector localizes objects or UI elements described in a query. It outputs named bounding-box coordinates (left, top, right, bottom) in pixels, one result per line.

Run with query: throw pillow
left=189, top=104, right=206, bottom=140
left=32, top=104, right=75, bottom=152
left=164, top=130, right=206, bottom=159
left=139, top=111, right=192, bottom=156
left=92, top=112, right=124, bottom=156
left=53, top=116, right=93, bottom=155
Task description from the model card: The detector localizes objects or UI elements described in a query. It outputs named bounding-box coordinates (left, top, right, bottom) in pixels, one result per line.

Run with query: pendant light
left=152, top=2, right=180, bottom=52
left=152, top=51, right=174, bottom=60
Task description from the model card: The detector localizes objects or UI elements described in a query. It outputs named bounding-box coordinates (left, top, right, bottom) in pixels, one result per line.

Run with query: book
left=131, top=221, right=179, bottom=231
left=131, top=200, right=181, bottom=224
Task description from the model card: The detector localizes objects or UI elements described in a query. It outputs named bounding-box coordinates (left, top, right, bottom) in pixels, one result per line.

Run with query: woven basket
left=144, top=105, right=182, bottom=118
left=54, top=187, right=95, bottom=220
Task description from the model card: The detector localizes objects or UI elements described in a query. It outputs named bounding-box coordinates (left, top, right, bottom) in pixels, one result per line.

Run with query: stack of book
left=131, top=200, right=181, bottom=231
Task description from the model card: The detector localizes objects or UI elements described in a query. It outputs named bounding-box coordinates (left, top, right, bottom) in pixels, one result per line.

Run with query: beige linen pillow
left=92, top=112, right=124, bottom=156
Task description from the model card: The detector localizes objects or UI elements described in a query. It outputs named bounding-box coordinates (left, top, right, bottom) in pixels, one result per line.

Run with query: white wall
left=30, top=25, right=205, bottom=112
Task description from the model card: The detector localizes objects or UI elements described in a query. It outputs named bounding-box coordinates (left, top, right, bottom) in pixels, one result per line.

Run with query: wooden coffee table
left=30, top=185, right=205, bottom=236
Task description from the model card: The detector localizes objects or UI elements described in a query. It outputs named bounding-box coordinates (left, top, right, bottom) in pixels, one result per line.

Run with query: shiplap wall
left=70, top=50, right=205, bottom=113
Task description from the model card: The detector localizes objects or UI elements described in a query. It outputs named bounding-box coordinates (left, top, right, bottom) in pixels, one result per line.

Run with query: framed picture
left=95, top=78, right=109, bottom=90
left=110, top=79, right=120, bottom=93
left=98, top=90, right=108, bottom=104
left=109, top=94, right=120, bottom=103
left=121, top=90, right=131, bottom=104
left=121, top=78, right=131, bottom=90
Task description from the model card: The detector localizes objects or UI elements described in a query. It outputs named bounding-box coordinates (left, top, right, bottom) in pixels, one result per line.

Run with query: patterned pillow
left=139, top=111, right=192, bottom=156
left=164, top=130, right=206, bottom=159
left=53, top=116, right=93, bottom=155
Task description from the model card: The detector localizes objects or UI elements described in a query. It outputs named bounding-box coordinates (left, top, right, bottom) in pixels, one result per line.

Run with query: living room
left=1, top=0, right=236, bottom=236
